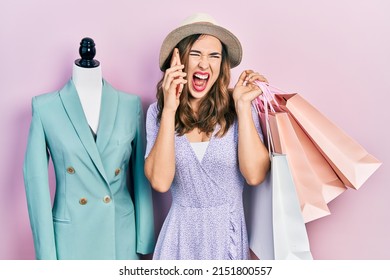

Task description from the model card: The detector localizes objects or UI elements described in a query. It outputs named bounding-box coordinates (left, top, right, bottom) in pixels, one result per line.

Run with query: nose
left=198, top=55, right=210, bottom=70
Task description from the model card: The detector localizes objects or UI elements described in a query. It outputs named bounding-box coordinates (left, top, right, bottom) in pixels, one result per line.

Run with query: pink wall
left=0, top=0, right=388, bottom=259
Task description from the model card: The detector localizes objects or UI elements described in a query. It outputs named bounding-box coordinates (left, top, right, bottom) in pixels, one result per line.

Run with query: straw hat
left=159, top=13, right=242, bottom=70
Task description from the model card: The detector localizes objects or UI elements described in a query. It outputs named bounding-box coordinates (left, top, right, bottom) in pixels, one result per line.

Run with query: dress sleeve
left=144, top=102, right=160, bottom=159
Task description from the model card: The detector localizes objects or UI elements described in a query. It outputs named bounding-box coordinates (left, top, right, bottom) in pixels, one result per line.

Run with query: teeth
left=194, top=73, right=209, bottom=80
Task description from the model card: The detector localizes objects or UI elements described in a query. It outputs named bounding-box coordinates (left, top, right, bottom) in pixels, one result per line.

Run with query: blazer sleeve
left=131, top=98, right=156, bottom=254
left=23, top=97, right=57, bottom=259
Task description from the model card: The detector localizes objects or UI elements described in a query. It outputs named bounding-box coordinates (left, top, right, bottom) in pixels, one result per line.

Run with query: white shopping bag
left=244, top=172, right=274, bottom=260
left=271, top=153, right=313, bottom=260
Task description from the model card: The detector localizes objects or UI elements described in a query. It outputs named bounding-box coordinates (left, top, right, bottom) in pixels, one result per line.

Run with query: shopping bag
left=268, top=111, right=348, bottom=222
left=249, top=91, right=313, bottom=260
left=243, top=172, right=274, bottom=260
left=268, top=112, right=329, bottom=222
left=273, top=92, right=382, bottom=189
left=255, top=83, right=346, bottom=222
left=245, top=155, right=313, bottom=259
left=271, top=152, right=313, bottom=260
left=279, top=113, right=347, bottom=204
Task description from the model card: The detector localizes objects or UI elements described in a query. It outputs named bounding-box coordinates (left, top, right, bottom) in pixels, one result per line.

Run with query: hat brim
left=159, top=22, right=242, bottom=70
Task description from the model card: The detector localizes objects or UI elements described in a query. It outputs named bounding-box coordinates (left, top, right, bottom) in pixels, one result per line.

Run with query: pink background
left=0, top=0, right=389, bottom=259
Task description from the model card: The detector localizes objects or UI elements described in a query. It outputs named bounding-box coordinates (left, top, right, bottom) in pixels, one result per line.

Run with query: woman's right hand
left=145, top=49, right=185, bottom=193
left=162, top=48, right=187, bottom=113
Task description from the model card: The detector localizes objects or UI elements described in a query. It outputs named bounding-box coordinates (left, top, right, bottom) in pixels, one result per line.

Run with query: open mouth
left=192, top=72, right=209, bottom=92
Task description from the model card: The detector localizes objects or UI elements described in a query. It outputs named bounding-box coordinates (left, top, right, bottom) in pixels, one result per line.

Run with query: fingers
left=177, top=83, right=184, bottom=97
left=235, top=70, right=249, bottom=87
left=163, top=64, right=185, bottom=85
left=233, top=86, right=263, bottom=107
left=238, top=82, right=263, bottom=102
left=235, top=70, right=268, bottom=91
left=244, top=70, right=268, bottom=84
left=170, top=48, right=181, bottom=68
left=245, top=87, right=263, bottom=101
left=172, top=76, right=187, bottom=98
left=164, top=73, right=187, bottom=94
left=233, top=70, right=267, bottom=104
left=163, top=66, right=187, bottom=96
left=170, top=49, right=184, bottom=96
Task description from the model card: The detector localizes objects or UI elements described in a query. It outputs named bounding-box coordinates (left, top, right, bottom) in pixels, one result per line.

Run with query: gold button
left=66, top=166, right=75, bottom=174
left=114, top=168, right=121, bottom=176
left=103, top=195, right=111, bottom=203
left=79, top=198, right=87, bottom=205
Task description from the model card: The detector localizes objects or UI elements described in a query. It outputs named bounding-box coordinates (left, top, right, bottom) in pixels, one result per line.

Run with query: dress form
left=72, top=37, right=102, bottom=134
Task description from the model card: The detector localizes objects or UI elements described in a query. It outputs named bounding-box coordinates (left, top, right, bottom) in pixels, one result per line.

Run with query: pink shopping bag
left=254, top=83, right=346, bottom=222
left=274, top=92, right=382, bottom=190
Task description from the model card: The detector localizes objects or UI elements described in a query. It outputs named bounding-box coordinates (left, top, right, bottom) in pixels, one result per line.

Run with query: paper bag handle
left=252, top=82, right=276, bottom=157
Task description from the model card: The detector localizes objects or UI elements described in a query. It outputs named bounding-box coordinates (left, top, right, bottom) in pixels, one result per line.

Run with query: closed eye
left=189, top=51, right=221, bottom=59
left=189, top=51, right=201, bottom=57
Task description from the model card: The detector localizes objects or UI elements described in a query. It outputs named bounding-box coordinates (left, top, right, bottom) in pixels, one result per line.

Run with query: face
left=186, top=35, right=222, bottom=105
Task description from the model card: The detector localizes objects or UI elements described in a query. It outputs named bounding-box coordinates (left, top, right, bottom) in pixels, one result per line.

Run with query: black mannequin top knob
left=75, top=37, right=100, bottom=68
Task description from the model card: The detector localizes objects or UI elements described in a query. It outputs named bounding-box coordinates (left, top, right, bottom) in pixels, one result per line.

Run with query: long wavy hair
left=156, top=34, right=236, bottom=137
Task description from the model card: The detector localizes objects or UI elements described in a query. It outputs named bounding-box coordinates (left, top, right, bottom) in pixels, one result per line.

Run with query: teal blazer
left=23, top=79, right=155, bottom=259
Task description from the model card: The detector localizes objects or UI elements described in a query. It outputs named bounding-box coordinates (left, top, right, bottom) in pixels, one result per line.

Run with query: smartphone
left=170, top=47, right=181, bottom=66
left=170, top=48, right=183, bottom=96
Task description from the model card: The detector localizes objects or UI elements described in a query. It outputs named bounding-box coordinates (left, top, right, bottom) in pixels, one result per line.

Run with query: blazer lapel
left=59, top=79, right=108, bottom=184
left=96, top=80, right=118, bottom=154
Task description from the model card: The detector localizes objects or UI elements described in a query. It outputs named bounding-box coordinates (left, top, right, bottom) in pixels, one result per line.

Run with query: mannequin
left=23, top=37, right=155, bottom=259
left=72, top=37, right=102, bottom=133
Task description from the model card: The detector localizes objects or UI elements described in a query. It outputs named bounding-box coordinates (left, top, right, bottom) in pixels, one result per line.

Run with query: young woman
left=145, top=13, right=270, bottom=260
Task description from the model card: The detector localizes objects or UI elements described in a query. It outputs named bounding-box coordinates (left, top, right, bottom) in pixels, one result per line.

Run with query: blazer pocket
left=53, top=216, right=71, bottom=224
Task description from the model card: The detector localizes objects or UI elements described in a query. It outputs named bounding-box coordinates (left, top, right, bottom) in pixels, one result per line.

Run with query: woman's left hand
left=233, top=70, right=268, bottom=112
left=234, top=70, right=271, bottom=186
